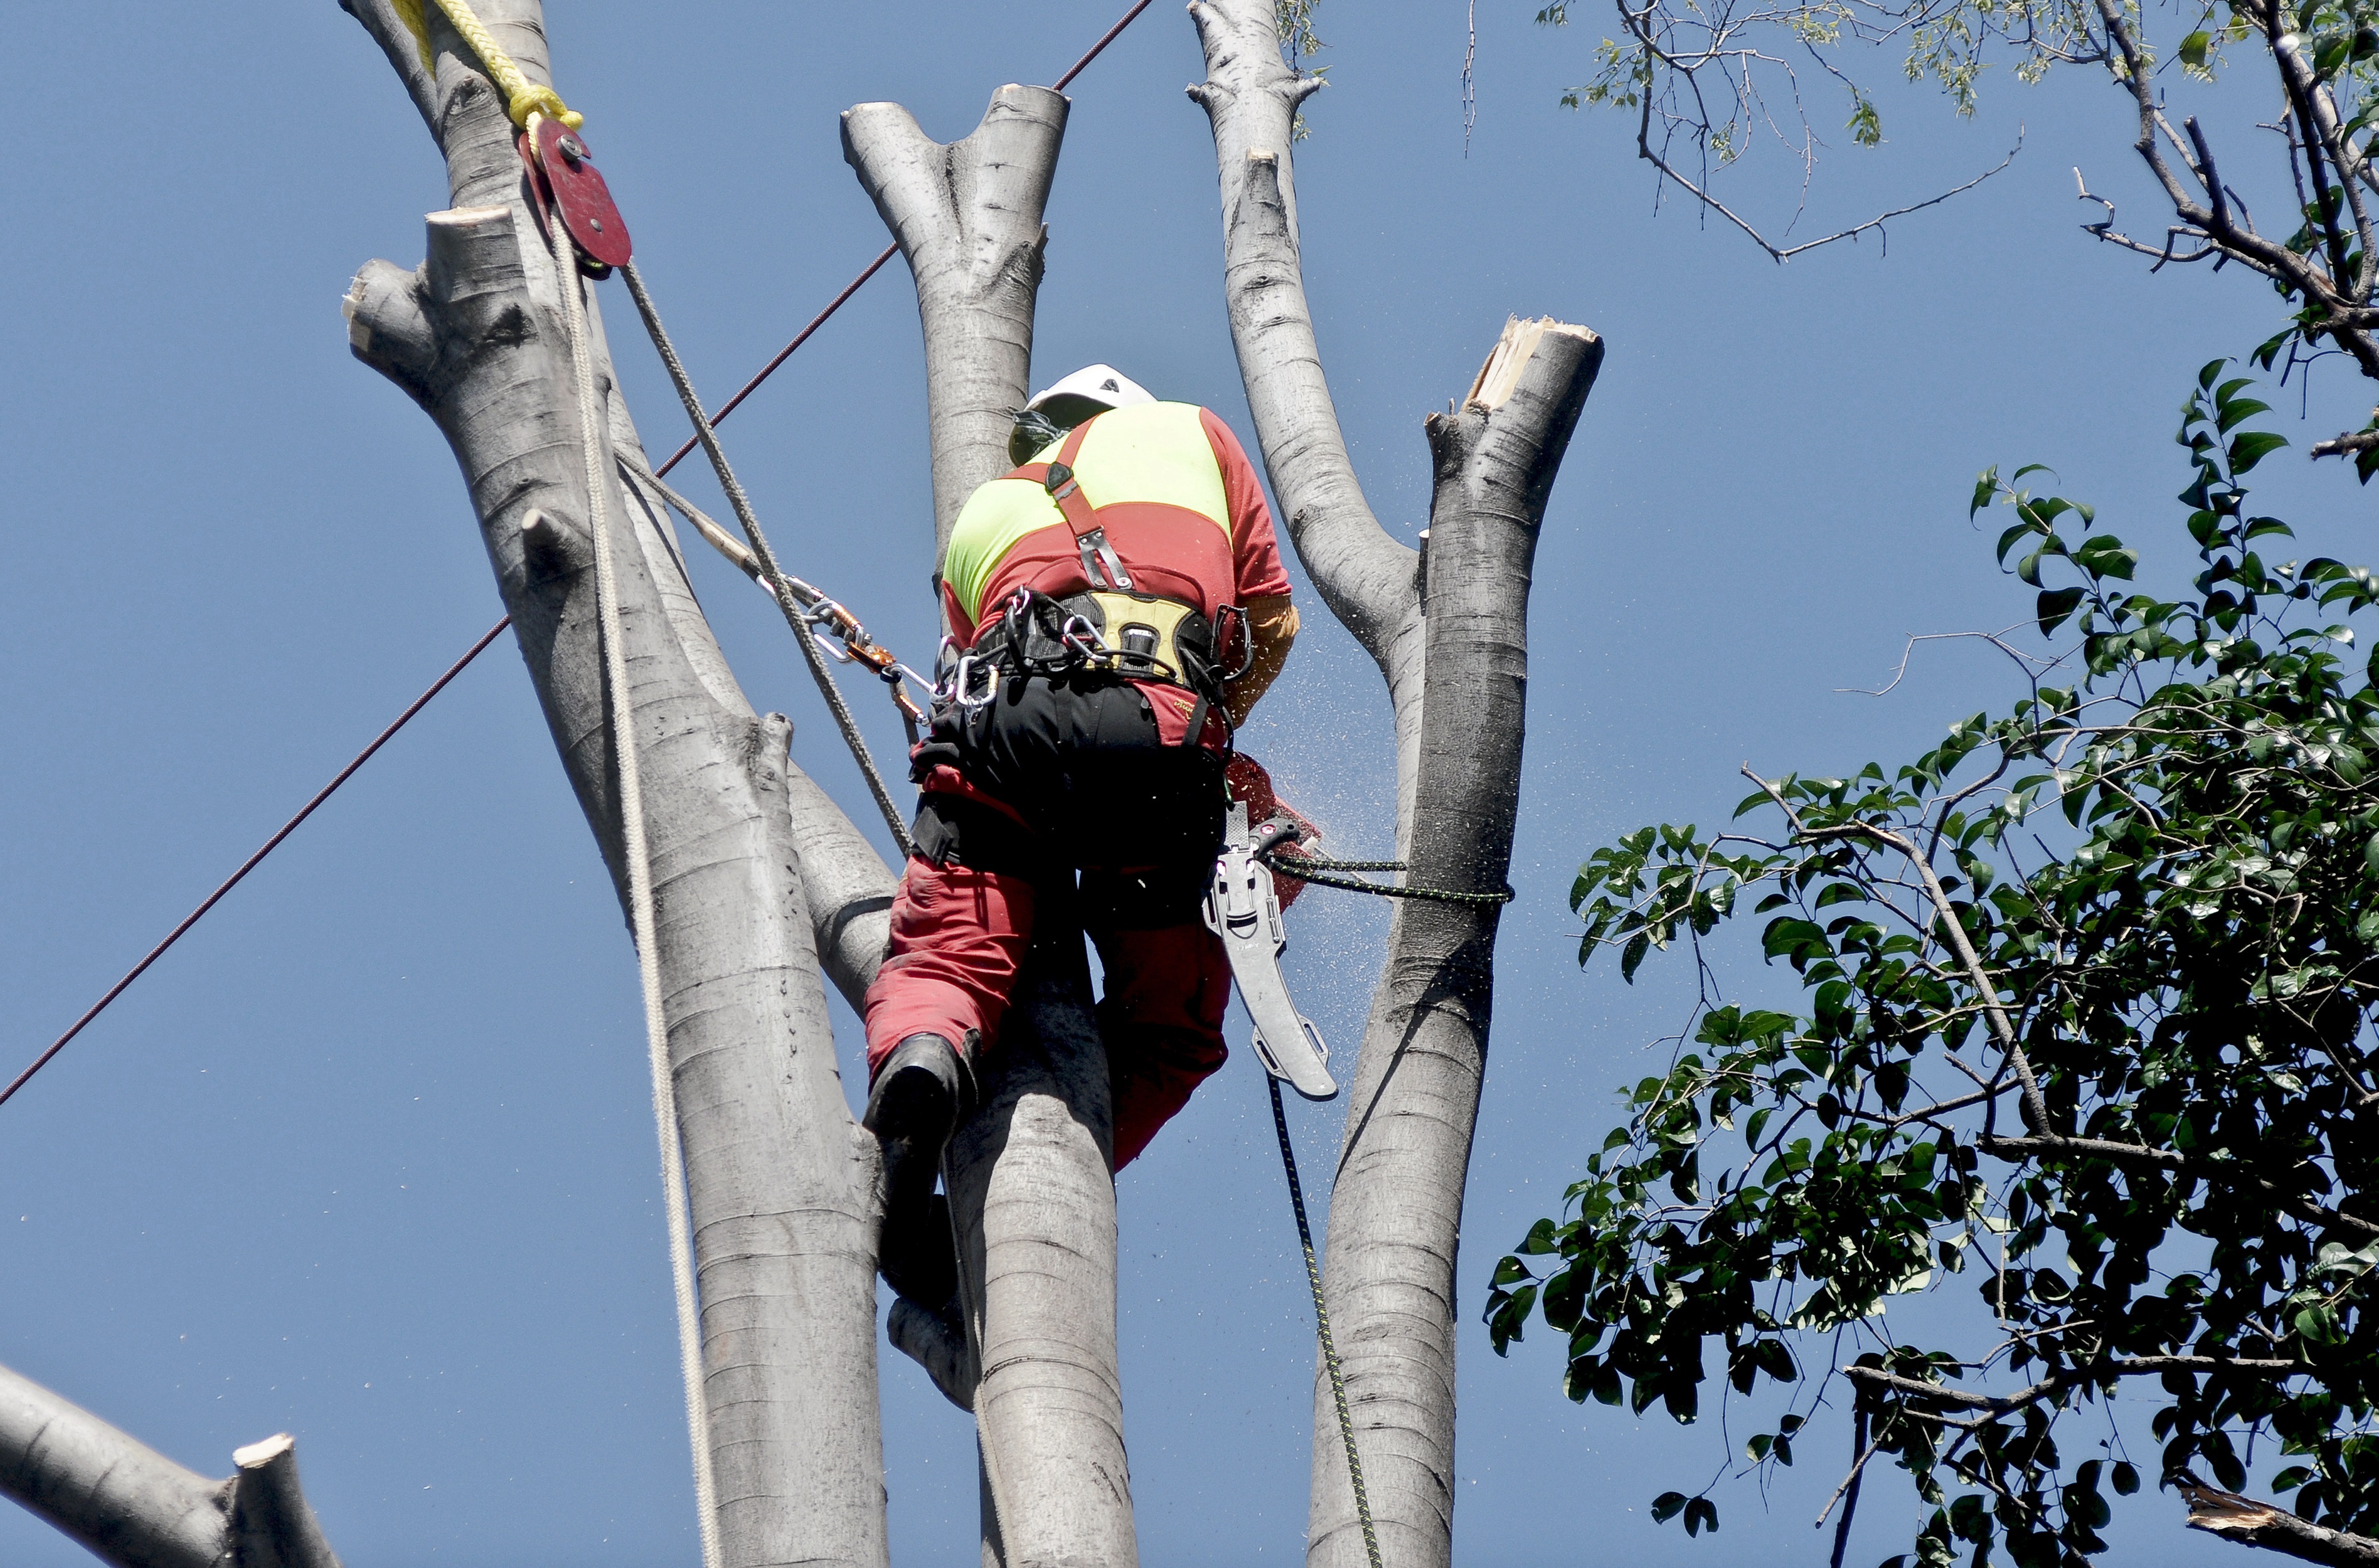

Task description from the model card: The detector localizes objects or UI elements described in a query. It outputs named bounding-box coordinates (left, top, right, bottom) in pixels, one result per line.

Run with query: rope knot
left=509, top=84, right=583, bottom=132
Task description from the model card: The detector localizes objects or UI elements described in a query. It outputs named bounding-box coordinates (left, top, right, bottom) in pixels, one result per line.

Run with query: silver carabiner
left=1059, top=613, right=1108, bottom=662
left=950, top=654, right=998, bottom=709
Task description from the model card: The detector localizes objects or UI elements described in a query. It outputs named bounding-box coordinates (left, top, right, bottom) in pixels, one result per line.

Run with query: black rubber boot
left=865, top=1032, right=970, bottom=1308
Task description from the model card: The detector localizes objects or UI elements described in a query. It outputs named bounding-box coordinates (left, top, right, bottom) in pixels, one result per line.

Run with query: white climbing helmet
left=1025, top=364, right=1156, bottom=423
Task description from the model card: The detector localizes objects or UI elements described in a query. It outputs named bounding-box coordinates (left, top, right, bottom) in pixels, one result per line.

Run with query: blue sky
left=1, top=2, right=2368, bottom=1565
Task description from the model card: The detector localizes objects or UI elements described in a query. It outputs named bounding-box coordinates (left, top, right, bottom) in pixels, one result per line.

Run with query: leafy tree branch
left=1493, top=365, right=2379, bottom=1564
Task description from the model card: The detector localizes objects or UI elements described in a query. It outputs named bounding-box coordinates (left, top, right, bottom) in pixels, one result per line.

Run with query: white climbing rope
left=546, top=197, right=724, bottom=1568
left=942, top=1151, right=1019, bottom=1550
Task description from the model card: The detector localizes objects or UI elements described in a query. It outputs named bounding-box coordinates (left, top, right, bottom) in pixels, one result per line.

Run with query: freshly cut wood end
left=2179, top=1477, right=2286, bottom=1533
left=425, top=205, right=511, bottom=228
left=1466, top=315, right=1600, bottom=410
left=232, top=1433, right=296, bottom=1470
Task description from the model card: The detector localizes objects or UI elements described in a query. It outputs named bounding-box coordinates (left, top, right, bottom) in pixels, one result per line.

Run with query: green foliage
left=1537, top=0, right=2097, bottom=166
left=1275, top=0, right=1327, bottom=140
left=1492, top=369, right=2379, bottom=1561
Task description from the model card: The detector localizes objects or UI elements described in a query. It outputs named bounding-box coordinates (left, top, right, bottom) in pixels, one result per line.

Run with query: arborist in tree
left=861, top=364, right=1314, bottom=1305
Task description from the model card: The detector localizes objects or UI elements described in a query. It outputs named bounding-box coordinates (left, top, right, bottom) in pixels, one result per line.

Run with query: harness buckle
left=1076, top=527, right=1134, bottom=591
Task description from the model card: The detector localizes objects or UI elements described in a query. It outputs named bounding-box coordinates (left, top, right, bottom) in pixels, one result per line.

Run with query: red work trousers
left=863, top=854, right=1231, bottom=1170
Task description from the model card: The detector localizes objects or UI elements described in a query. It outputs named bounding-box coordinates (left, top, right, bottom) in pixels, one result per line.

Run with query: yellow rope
left=385, top=0, right=583, bottom=129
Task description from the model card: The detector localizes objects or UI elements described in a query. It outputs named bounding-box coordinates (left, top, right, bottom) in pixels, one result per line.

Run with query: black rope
left=1270, top=1074, right=1385, bottom=1568
left=618, top=257, right=916, bottom=858
left=1259, top=847, right=1514, bottom=908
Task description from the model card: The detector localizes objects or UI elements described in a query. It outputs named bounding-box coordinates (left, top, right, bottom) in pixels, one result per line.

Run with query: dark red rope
left=0, top=618, right=513, bottom=1109
left=0, top=0, right=1161, bottom=1111
left=652, top=243, right=898, bottom=479
left=1055, top=0, right=1156, bottom=89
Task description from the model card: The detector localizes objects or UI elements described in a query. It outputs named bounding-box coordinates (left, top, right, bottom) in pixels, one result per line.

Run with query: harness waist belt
left=966, top=589, right=1229, bottom=696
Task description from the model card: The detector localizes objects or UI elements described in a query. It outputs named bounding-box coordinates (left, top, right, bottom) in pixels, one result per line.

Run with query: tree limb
left=2176, top=1473, right=2379, bottom=1565
left=1189, top=2, right=1418, bottom=674
left=842, top=82, right=1137, bottom=1568
left=1191, top=14, right=1601, bottom=1568
left=1981, top=1134, right=2379, bottom=1237
left=1, top=1359, right=342, bottom=1568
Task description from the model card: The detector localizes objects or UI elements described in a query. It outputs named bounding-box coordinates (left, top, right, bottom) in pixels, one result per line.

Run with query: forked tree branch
left=843, top=85, right=1137, bottom=1568
left=1195, top=9, right=1602, bottom=1565
left=843, top=87, right=1068, bottom=561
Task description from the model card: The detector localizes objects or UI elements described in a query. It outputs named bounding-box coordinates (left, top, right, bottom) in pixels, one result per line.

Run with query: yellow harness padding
left=944, top=401, right=1233, bottom=626
left=1075, top=591, right=1202, bottom=683
left=389, top=0, right=584, bottom=129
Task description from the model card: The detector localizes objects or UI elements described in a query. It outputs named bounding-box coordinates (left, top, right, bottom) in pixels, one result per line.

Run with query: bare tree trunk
left=1, top=1360, right=341, bottom=1568
left=337, top=4, right=890, bottom=1564
left=1190, top=8, right=1603, bottom=1565
left=845, top=85, right=1140, bottom=1568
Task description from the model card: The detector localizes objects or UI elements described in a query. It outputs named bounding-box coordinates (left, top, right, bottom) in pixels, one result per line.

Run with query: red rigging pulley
left=523, top=119, right=633, bottom=271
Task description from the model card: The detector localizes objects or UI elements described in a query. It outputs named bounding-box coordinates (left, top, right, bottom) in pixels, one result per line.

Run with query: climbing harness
left=1270, top=1074, right=1385, bottom=1568
left=1043, top=422, right=1132, bottom=591
left=540, top=152, right=723, bottom=1568
left=957, top=586, right=1233, bottom=711
left=1207, top=803, right=1335, bottom=1099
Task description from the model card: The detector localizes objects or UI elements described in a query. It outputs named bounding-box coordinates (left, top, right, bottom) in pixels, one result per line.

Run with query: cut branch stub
left=843, top=86, right=1068, bottom=559
left=1, top=1359, right=343, bottom=1568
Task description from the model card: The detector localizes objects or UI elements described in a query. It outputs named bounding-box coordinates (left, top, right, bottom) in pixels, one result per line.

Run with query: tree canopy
left=1491, top=366, right=2379, bottom=1565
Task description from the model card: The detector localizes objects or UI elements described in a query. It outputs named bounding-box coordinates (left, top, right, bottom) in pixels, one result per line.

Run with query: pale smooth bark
left=1183, top=7, right=1431, bottom=842
left=338, top=3, right=889, bottom=1564
left=843, top=87, right=1070, bottom=561
left=0, top=1361, right=341, bottom=1568
left=844, top=85, right=1141, bottom=1568
left=1192, top=8, right=1604, bottom=1565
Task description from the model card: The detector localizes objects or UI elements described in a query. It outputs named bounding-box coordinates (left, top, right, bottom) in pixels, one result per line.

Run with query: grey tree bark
left=1190, top=7, right=1604, bottom=1565
left=335, top=3, right=892, bottom=1565
left=843, top=88, right=1070, bottom=561
left=0, top=1360, right=341, bottom=1568
left=844, top=87, right=1141, bottom=1568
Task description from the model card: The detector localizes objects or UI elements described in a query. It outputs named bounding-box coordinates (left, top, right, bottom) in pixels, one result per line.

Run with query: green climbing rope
left=1270, top=1074, right=1385, bottom=1568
